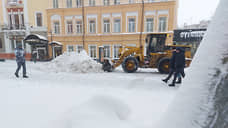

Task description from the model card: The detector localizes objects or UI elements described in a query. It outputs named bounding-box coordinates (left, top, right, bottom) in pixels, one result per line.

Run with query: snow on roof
left=50, top=41, right=63, bottom=45
left=33, top=34, right=47, bottom=41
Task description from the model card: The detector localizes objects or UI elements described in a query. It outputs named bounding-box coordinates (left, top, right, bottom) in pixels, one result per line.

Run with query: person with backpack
left=14, top=44, right=29, bottom=78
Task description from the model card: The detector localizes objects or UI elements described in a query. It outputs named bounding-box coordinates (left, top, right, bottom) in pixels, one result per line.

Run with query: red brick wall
left=0, top=53, right=31, bottom=60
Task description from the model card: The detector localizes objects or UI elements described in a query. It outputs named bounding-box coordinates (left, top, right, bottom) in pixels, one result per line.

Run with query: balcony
left=1, top=24, right=26, bottom=31
left=7, top=0, right=23, bottom=7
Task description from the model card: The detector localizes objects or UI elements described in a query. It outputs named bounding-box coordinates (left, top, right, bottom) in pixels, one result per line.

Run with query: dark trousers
left=15, top=62, right=26, bottom=76
left=171, top=68, right=184, bottom=84
left=164, top=68, right=175, bottom=81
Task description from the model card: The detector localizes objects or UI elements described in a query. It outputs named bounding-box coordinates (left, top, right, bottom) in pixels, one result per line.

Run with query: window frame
left=35, top=12, right=43, bottom=27
left=88, top=44, right=97, bottom=59
left=145, top=17, right=154, bottom=32
left=89, top=20, right=96, bottom=33
left=158, top=16, right=167, bottom=32
left=76, top=45, right=83, bottom=53
left=103, top=19, right=110, bottom=33
left=128, top=18, right=136, bottom=32
left=66, top=20, right=73, bottom=34
left=53, top=0, right=58, bottom=8
left=113, top=19, right=121, bottom=33
left=103, top=44, right=111, bottom=58
left=67, top=45, right=74, bottom=52
left=66, top=0, right=72, bottom=8
left=76, top=20, right=82, bottom=34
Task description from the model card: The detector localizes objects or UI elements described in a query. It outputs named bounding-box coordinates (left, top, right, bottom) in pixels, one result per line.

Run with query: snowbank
left=52, top=95, right=132, bottom=128
left=156, top=0, right=228, bottom=127
left=45, top=51, right=103, bottom=73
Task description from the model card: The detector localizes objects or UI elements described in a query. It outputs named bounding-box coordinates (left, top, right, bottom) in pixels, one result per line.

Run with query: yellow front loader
left=102, top=33, right=192, bottom=74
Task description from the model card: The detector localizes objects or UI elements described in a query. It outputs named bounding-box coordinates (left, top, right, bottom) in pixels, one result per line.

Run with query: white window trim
left=88, top=20, right=96, bottom=33
left=103, top=44, right=111, bottom=58
left=103, top=19, right=111, bottom=33
left=113, top=44, right=121, bottom=59
left=145, top=17, right=154, bottom=32
left=51, top=15, right=61, bottom=34
left=66, top=45, right=74, bottom=52
left=76, top=44, right=83, bottom=53
left=158, top=17, right=168, bottom=32
left=87, top=14, right=97, bottom=34
left=126, top=12, right=138, bottom=33
left=88, top=44, right=97, bottom=59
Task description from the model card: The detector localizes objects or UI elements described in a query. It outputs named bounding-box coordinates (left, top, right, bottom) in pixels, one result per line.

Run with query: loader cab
left=146, top=34, right=167, bottom=56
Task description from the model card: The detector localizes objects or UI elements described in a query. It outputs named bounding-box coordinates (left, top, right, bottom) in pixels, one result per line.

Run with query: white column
left=4, top=34, right=11, bottom=53
left=2, top=0, right=8, bottom=24
left=52, top=46, right=55, bottom=59
left=21, top=40, right=24, bottom=48
left=23, top=0, right=30, bottom=36
left=18, top=9, right=22, bottom=29
left=14, top=39, right=16, bottom=48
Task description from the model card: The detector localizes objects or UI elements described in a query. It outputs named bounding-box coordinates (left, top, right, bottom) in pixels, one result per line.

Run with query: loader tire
left=122, top=57, right=139, bottom=73
left=158, top=58, right=170, bottom=74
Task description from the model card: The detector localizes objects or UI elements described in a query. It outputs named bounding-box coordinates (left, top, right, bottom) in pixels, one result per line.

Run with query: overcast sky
left=178, top=0, right=220, bottom=27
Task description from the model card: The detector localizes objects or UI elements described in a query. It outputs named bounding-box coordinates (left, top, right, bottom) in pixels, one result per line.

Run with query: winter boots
left=15, top=73, right=19, bottom=78
left=175, top=78, right=182, bottom=84
left=23, top=75, right=29, bottom=78
left=162, top=79, right=168, bottom=83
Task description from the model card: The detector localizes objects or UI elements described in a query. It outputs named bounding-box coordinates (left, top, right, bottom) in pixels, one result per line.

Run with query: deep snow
left=0, top=60, right=177, bottom=128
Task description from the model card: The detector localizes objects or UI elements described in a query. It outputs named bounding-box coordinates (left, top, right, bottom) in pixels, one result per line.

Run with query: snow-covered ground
left=0, top=60, right=178, bottom=128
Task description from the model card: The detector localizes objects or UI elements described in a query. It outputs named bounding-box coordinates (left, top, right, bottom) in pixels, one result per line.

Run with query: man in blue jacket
left=14, top=44, right=28, bottom=78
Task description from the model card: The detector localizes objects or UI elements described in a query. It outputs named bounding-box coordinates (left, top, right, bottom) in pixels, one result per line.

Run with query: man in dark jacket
left=162, top=47, right=176, bottom=83
left=169, top=47, right=185, bottom=86
left=14, top=44, right=28, bottom=78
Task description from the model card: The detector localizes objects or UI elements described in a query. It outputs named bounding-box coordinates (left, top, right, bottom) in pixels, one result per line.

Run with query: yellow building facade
left=47, top=0, right=178, bottom=59
left=0, top=0, right=49, bottom=60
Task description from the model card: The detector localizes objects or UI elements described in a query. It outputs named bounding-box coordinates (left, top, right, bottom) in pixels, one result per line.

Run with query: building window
left=103, top=19, right=110, bottom=33
left=127, top=44, right=136, bottom=47
left=53, top=21, right=60, bottom=34
left=89, top=45, right=97, bottom=58
left=114, top=19, right=121, bottom=32
left=14, top=14, right=19, bottom=29
left=114, top=0, right=120, bottom=5
left=76, top=0, right=82, bottom=7
left=67, top=0, right=72, bottom=8
left=113, top=44, right=121, bottom=59
left=76, top=45, right=83, bottom=53
left=89, top=0, right=95, bottom=6
left=129, top=0, right=134, bottom=4
left=103, top=45, right=111, bottom=58
left=36, top=13, right=43, bottom=27
left=76, top=21, right=82, bottom=33
left=66, top=21, right=73, bottom=34
left=67, top=45, right=74, bottom=52
left=128, top=18, right=135, bottom=32
left=103, top=0, right=110, bottom=6
left=53, top=0, right=58, bottom=8
left=158, top=17, right=167, bottom=32
left=146, top=18, right=154, bottom=32
left=89, top=20, right=96, bottom=33
left=0, top=38, right=2, bottom=49
left=148, top=0, right=155, bottom=2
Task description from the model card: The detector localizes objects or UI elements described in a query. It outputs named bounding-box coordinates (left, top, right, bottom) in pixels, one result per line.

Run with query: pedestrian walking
left=14, top=44, right=28, bottom=78
left=162, top=47, right=176, bottom=83
left=32, top=50, right=38, bottom=63
left=168, top=47, right=185, bottom=86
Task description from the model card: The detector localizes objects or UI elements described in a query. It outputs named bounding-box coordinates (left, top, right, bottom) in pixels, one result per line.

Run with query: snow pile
left=53, top=95, right=132, bottom=128
left=46, top=51, right=103, bottom=73
left=156, top=0, right=228, bottom=127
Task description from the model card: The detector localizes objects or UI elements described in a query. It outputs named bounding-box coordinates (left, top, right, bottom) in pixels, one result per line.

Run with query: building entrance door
left=37, top=48, right=46, bottom=60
